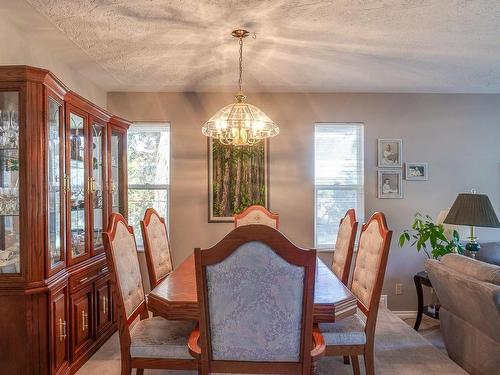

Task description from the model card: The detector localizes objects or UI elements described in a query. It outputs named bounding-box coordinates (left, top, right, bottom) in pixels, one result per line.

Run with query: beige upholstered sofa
left=425, top=254, right=500, bottom=375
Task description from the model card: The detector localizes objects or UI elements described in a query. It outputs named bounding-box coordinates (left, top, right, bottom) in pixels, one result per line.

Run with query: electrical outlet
left=395, top=283, right=403, bottom=295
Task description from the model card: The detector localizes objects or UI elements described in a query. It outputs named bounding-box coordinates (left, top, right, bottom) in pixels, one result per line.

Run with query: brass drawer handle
left=58, top=318, right=67, bottom=342
left=79, top=277, right=88, bottom=284
left=101, top=267, right=108, bottom=273
left=63, top=176, right=70, bottom=192
left=102, top=295, right=108, bottom=315
left=81, top=310, right=88, bottom=331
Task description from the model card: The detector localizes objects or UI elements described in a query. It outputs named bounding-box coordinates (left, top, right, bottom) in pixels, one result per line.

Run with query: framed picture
left=378, top=139, right=402, bottom=168
left=208, top=138, right=269, bottom=222
left=378, top=170, right=403, bottom=199
left=405, top=162, right=428, bottom=181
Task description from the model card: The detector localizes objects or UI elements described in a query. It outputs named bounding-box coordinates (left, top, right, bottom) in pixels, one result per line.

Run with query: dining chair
left=140, top=208, right=174, bottom=289
left=331, top=209, right=358, bottom=285
left=103, top=213, right=198, bottom=375
left=234, top=205, right=280, bottom=229
left=188, top=224, right=325, bottom=375
left=319, top=212, right=392, bottom=375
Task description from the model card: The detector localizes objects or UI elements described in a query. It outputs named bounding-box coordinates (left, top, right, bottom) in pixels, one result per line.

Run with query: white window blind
left=314, top=123, right=364, bottom=249
left=128, top=123, right=170, bottom=248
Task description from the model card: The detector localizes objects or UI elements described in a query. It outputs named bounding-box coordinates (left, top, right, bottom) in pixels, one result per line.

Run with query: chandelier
left=201, top=29, right=279, bottom=146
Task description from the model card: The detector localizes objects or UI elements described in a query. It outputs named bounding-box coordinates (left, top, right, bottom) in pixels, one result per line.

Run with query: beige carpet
left=77, top=308, right=466, bottom=374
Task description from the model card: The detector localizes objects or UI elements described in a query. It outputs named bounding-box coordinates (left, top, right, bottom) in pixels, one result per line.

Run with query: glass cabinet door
left=69, top=111, right=87, bottom=261
left=48, top=98, right=65, bottom=270
left=0, top=91, right=20, bottom=274
left=90, top=121, right=106, bottom=252
left=110, top=129, right=123, bottom=214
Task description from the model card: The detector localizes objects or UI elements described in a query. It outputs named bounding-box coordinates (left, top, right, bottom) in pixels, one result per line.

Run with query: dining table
left=148, top=254, right=358, bottom=323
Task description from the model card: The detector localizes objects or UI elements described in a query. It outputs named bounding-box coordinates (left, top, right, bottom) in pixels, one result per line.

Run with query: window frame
left=314, top=122, right=365, bottom=251
left=128, top=122, right=171, bottom=249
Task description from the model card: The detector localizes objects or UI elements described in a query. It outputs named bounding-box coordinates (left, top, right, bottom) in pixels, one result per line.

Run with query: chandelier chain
left=238, top=36, right=243, bottom=92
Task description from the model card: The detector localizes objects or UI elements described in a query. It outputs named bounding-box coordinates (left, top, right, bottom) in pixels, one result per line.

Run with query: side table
left=413, top=270, right=440, bottom=331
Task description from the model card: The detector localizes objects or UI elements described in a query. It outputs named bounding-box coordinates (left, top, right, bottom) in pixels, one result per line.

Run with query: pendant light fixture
left=201, top=29, right=279, bottom=146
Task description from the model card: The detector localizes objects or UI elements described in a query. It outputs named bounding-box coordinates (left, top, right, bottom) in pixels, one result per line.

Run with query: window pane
left=315, top=125, right=363, bottom=186
left=128, top=127, right=170, bottom=185
left=316, top=188, right=363, bottom=246
left=128, top=189, right=169, bottom=247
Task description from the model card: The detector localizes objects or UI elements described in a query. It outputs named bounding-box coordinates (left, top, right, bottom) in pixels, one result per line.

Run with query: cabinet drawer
left=69, top=261, right=109, bottom=293
left=69, top=269, right=99, bottom=292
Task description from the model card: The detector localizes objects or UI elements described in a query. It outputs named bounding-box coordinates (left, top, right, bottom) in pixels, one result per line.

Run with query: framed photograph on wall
left=378, top=170, right=403, bottom=199
left=405, top=162, right=428, bottom=181
left=208, top=138, right=269, bottom=222
left=378, top=139, right=402, bottom=168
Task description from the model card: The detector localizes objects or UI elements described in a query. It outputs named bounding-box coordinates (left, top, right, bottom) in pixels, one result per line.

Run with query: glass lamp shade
left=202, top=94, right=279, bottom=146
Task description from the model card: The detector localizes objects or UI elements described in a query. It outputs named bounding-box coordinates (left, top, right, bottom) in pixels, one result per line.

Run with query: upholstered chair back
left=234, top=205, right=279, bottom=229
left=104, top=213, right=146, bottom=321
left=332, top=209, right=358, bottom=285
left=350, top=213, right=392, bottom=326
left=141, top=208, right=173, bottom=288
left=195, top=224, right=316, bottom=374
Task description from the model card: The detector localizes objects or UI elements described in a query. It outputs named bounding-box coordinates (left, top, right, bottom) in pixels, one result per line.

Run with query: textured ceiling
left=25, top=0, right=500, bottom=93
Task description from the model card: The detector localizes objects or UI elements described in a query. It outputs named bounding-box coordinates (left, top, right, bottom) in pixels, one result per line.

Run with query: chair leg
left=136, top=370, right=144, bottom=375
left=310, top=357, right=317, bottom=375
left=121, top=360, right=132, bottom=375
left=343, top=356, right=350, bottom=365
left=350, top=355, right=360, bottom=375
left=364, top=347, right=375, bottom=375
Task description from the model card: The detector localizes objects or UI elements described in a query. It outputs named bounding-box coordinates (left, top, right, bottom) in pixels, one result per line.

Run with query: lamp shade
left=443, top=193, right=500, bottom=228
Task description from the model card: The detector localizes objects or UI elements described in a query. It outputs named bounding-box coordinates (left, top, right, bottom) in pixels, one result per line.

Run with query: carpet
left=76, top=308, right=466, bottom=374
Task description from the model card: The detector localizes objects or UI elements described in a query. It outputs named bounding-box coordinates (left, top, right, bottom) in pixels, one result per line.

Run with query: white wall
left=108, top=91, right=500, bottom=311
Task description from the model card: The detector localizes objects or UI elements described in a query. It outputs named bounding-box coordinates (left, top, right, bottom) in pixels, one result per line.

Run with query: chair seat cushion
left=130, top=317, right=195, bottom=359
left=319, top=314, right=366, bottom=346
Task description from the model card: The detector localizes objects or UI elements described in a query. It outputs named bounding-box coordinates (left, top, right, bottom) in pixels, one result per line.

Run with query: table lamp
left=443, top=192, right=500, bottom=258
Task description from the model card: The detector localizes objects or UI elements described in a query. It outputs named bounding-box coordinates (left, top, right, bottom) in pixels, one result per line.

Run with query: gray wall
left=108, top=92, right=500, bottom=311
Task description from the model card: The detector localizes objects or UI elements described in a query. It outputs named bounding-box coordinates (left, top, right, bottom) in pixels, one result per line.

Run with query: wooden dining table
left=148, top=254, right=358, bottom=323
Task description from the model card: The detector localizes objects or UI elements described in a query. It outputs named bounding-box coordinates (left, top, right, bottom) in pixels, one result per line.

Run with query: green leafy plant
left=399, top=213, right=464, bottom=259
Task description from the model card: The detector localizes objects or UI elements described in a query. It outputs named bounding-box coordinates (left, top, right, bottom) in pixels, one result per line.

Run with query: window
left=314, top=123, right=364, bottom=249
left=128, top=123, right=170, bottom=248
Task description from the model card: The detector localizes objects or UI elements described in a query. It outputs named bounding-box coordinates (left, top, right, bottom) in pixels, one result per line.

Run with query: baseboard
left=392, top=310, right=417, bottom=319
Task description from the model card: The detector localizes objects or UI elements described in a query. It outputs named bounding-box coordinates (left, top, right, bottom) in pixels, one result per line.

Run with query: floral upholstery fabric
left=319, top=314, right=366, bottom=346
left=206, top=241, right=305, bottom=362
left=351, top=220, right=384, bottom=308
left=145, top=214, right=173, bottom=281
left=235, top=211, right=278, bottom=228
left=112, top=222, right=145, bottom=319
left=332, top=214, right=353, bottom=280
left=130, top=317, right=195, bottom=359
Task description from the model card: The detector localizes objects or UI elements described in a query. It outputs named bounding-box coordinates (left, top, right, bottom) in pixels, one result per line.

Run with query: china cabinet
left=0, top=66, right=130, bottom=374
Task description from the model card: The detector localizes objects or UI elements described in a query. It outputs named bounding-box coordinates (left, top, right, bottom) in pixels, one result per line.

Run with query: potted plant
left=399, top=213, right=464, bottom=259
left=400, top=213, right=464, bottom=317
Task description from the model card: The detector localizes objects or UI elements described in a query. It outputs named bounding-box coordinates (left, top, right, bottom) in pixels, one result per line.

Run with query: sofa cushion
left=441, top=253, right=500, bottom=286
left=319, top=314, right=366, bottom=346
left=440, top=308, right=500, bottom=375
left=425, top=259, right=500, bottom=342
left=130, top=317, right=195, bottom=359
